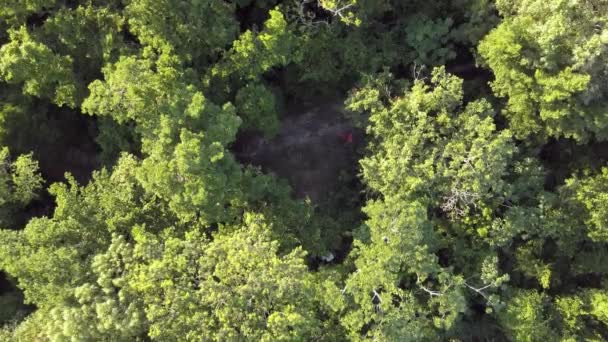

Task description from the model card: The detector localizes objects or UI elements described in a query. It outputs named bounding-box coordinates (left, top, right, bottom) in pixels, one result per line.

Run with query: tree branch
left=321, top=1, right=355, bottom=18
left=417, top=275, right=443, bottom=297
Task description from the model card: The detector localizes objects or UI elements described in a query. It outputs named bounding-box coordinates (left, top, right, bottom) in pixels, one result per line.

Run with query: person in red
left=338, top=131, right=353, bottom=144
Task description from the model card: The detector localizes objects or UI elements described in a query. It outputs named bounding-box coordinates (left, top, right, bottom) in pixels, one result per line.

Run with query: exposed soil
left=233, top=101, right=364, bottom=202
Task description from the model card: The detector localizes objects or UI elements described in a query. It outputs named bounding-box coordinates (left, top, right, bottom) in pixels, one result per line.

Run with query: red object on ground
left=338, top=132, right=353, bottom=144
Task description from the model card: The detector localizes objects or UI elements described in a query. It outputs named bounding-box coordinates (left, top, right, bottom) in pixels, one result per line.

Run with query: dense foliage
left=1, top=0, right=608, bottom=340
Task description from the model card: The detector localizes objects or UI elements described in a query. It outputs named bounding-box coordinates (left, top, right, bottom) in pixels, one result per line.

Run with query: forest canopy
left=1, top=0, right=608, bottom=341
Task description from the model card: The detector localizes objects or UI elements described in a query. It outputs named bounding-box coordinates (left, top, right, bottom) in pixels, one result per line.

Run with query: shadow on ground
left=233, top=101, right=364, bottom=203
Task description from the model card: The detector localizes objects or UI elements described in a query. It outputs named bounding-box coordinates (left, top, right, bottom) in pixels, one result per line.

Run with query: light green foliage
left=479, top=0, right=608, bottom=141
left=83, top=52, right=245, bottom=224
left=125, top=0, right=238, bottom=64
left=83, top=51, right=242, bottom=148
left=553, top=290, right=608, bottom=340
left=318, top=0, right=362, bottom=26
left=0, top=147, right=43, bottom=227
left=562, top=168, right=608, bottom=242
left=342, top=68, right=516, bottom=338
left=341, top=200, right=457, bottom=340
left=235, top=82, right=280, bottom=137
left=137, top=125, right=243, bottom=223
left=81, top=47, right=327, bottom=253
left=40, top=5, right=125, bottom=82
left=359, top=67, right=516, bottom=223
left=134, top=213, right=327, bottom=341
left=0, top=155, right=176, bottom=307
left=1, top=1, right=608, bottom=341
left=42, top=234, right=147, bottom=341
left=0, top=0, right=57, bottom=26
left=83, top=39, right=333, bottom=252
left=587, top=290, right=608, bottom=325
left=8, top=152, right=43, bottom=205
left=556, top=295, right=587, bottom=338
left=0, top=3, right=126, bottom=106
left=498, top=290, right=558, bottom=341
left=344, top=68, right=407, bottom=127
left=11, top=213, right=332, bottom=341
left=0, top=149, right=333, bottom=339
left=0, top=27, right=78, bottom=107
left=487, top=164, right=608, bottom=299
left=514, top=243, right=554, bottom=289
left=0, top=310, right=48, bottom=341
left=83, top=52, right=187, bottom=129
left=0, top=147, right=43, bottom=207
left=318, top=0, right=394, bottom=26
left=84, top=47, right=329, bottom=251
left=207, top=9, right=302, bottom=83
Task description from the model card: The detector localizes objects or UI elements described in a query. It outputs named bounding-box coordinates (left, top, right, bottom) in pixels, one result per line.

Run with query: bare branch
left=294, top=0, right=331, bottom=29
left=464, top=281, right=494, bottom=302
left=372, top=289, right=383, bottom=302
left=441, top=188, right=479, bottom=218
left=372, top=289, right=383, bottom=313
left=416, top=275, right=443, bottom=297
left=321, top=1, right=355, bottom=18
left=412, top=63, right=427, bottom=81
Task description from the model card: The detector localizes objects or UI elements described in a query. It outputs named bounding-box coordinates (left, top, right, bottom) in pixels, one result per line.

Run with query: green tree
left=2, top=1, right=608, bottom=341
left=0, top=147, right=43, bottom=228
left=498, top=290, right=558, bottom=341
left=83, top=51, right=246, bottom=224
left=342, top=68, right=514, bottom=339
left=478, top=0, right=608, bottom=141
left=82, top=47, right=330, bottom=253
left=0, top=155, right=177, bottom=307
left=0, top=3, right=125, bottom=107
left=0, top=0, right=57, bottom=28
left=562, top=168, right=608, bottom=242
left=0, top=27, right=78, bottom=107
left=125, top=0, right=238, bottom=66
left=206, top=8, right=302, bottom=86
left=133, top=213, right=330, bottom=341
left=1, top=207, right=337, bottom=341
left=235, top=82, right=280, bottom=137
